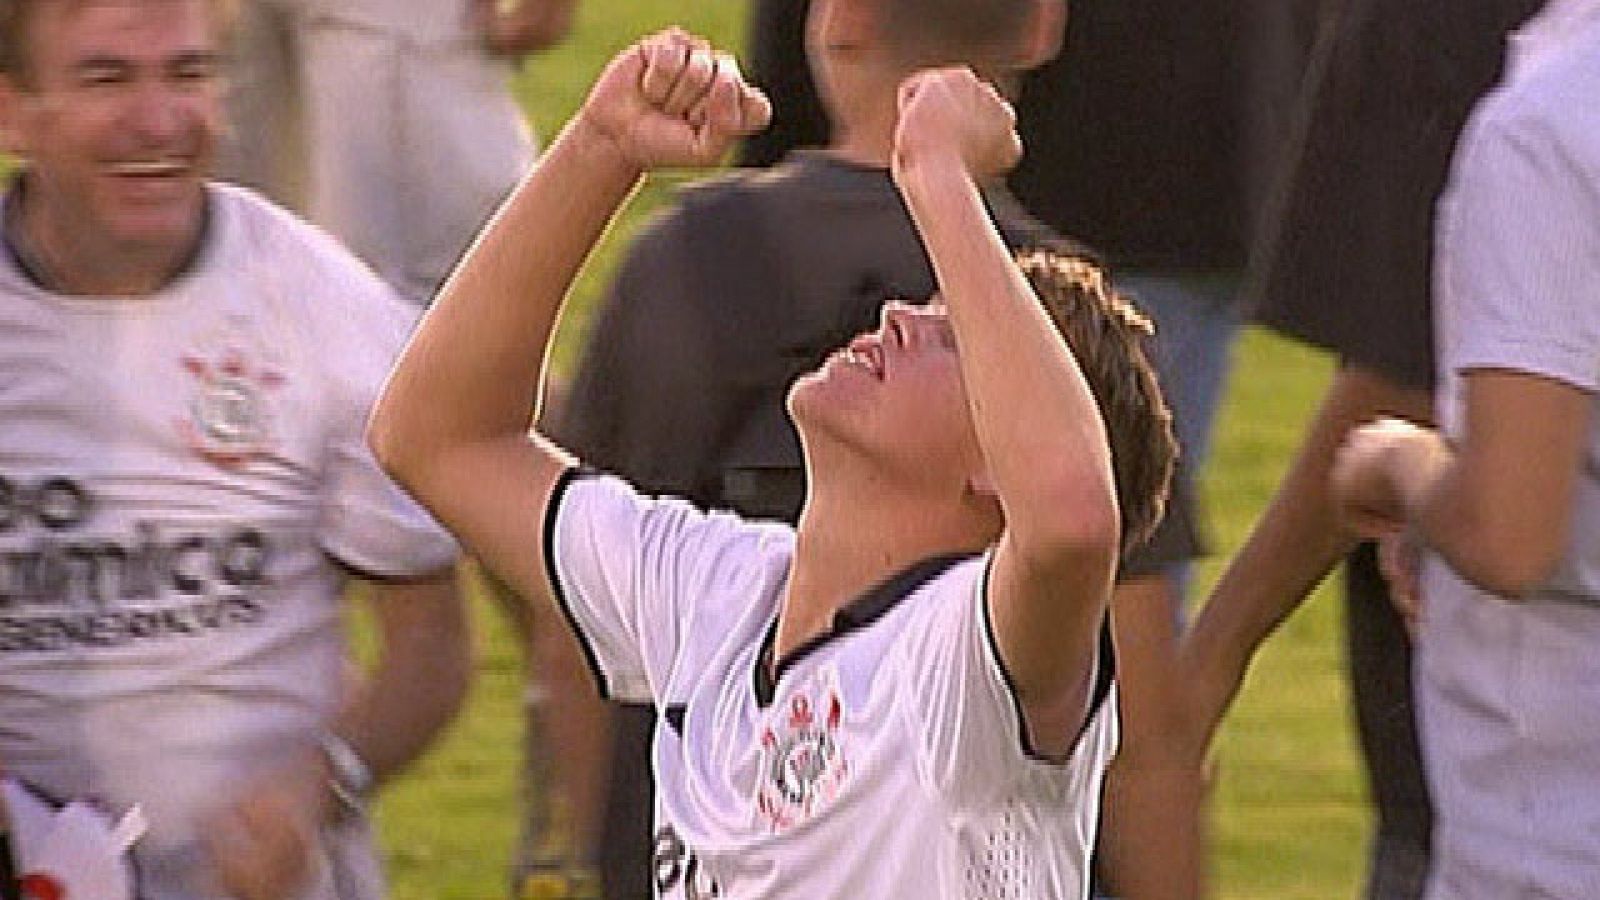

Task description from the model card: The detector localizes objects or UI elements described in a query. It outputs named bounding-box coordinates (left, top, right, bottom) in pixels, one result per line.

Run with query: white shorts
left=221, top=0, right=536, bottom=305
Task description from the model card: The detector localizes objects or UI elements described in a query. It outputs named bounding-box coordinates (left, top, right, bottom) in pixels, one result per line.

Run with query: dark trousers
left=1345, top=542, right=1433, bottom=900
left=599, top=704, right=657, bottom=900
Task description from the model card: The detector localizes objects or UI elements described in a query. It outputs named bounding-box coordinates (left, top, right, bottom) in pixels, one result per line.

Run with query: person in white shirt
left=0, top=2, right=469, bottom=898
left=1333, top=0, right=1600, bottom=896
left=372, top=25, right=1176, bottom=899
left=220, top=0, right=574, bottom=307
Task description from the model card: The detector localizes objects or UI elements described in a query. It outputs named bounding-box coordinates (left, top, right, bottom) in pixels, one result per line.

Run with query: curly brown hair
left=1015, top=248, right=1177, bottom=553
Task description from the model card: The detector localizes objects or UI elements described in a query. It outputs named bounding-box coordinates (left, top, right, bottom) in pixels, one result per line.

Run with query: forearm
left=898, top=159, right=1117, bottom=554
left=1185, top=365, right=1430, bottom=743
left=1401, top=373, right=1587, bottom=596
left=334, top=570, right=472, bottom=787
left=1100, top=577, right=1205, bottom=900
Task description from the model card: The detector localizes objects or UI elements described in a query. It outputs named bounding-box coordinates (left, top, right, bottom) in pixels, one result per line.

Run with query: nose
left=124, top=82, right=188, bottom=144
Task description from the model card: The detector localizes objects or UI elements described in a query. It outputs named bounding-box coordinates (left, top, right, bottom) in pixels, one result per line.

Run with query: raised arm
left=368, top=30, right=769, bottom=601
left=892, top=69, right=1120, bottom=757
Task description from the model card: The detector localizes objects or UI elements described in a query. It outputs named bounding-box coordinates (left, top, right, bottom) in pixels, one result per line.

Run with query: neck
left=823, top=79, right=900, bottom=168
left=11, top=181, right=202, bottom=296
left=777, top=467, right=992, bottom=659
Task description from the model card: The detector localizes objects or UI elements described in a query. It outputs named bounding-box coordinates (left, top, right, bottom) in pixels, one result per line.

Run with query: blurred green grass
left=374, top=5, right=1370, bottom=898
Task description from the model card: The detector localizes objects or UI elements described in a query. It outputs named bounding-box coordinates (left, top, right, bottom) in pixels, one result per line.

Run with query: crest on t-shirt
left=176, top=341, right=285, bottom=467
left=755, top=668, right=850, bottom=832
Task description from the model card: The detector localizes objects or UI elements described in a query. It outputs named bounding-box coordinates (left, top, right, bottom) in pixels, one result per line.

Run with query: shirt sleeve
left=545, top=471, right=785, bottom=704
left=316, top=276, right=458, bottom=579
left=894, top=555, right=1117, bottom=808
left=1439, top=102, right=1600, bottom=391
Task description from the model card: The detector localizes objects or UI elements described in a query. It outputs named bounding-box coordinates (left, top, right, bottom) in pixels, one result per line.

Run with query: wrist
left=892, top=152, right=981, bottom=237
left=892, top=147, right=970, bottom=196
left=562, top=111, right=646, bottom=182
left=317, top=732, right=373, bottom=824
left=1386, top=431, right=1449, bottom=521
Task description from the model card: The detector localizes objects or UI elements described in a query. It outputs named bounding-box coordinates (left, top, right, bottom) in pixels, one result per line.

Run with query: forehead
left=27, top=0, right=218, bottom=72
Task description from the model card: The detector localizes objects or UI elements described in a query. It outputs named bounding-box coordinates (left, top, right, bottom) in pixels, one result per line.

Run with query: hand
left=574, top=29, right=771, bottom=170
left=205, top=759, right=329, bottom=900
left=1378, top=529, right=1424, bottom=639
left=474, top=0, right=573, bottom=59
left=891, top=68, right=1022, bottom=181
left=1331, top=417, right=1429, bottom=539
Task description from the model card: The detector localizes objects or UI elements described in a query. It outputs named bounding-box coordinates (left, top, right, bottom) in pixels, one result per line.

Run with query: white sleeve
left=895, top=555, right=1116, bottom=807
left=316, top=281, right=457, bottom=578
left=545, top=471, right=779, bottom=704
left=1440, top=105, right=1600, bottom=391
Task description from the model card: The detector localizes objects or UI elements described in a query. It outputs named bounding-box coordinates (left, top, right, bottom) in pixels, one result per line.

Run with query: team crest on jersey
left=177, top=341, right=285, bottom=467
left=755, top=668, right=850, bottom=832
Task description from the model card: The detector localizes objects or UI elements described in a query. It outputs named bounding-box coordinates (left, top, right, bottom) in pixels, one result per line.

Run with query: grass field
left=374, top=4, right=1371, bottom=897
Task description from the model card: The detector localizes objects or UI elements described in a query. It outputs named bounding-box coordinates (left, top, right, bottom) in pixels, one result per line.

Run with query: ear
left=1019, top=0, right=1067, bottom=69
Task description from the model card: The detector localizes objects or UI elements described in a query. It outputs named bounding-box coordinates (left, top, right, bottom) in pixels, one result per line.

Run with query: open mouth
left=108, top=158, right=190, bottom=180
left=837, top=337, right=886, bottom=380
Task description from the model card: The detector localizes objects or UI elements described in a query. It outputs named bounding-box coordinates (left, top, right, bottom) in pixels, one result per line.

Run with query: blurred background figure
left=1329, top=1, right=1600, bottom=896
left=219, top=0, right=573, bottom=306
left=216, top=3, right=598, bottom=898
left=0, top=1, right=470, bottom=897
left=1185, top=1, right=1543, bottom=899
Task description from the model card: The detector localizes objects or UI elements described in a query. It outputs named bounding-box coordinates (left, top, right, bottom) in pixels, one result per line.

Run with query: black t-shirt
left=1250, top=0, right=1543, bottom=388
left=1010, top=0, right=1248, bottom=272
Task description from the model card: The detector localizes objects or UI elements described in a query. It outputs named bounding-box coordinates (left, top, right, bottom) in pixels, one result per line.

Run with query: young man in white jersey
left=372, top=28, right=1175, bottom=899
left=0, top=1, right=469, bottom=898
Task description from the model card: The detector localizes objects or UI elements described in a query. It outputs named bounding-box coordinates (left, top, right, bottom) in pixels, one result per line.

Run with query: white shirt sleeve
left=316, top=271, right=458, bottom=579
left=1439, top=100, right=1600, bottom=391
left=894, top=554, right=1116, bottom=808
left=546, top=471, right=784, bottom=704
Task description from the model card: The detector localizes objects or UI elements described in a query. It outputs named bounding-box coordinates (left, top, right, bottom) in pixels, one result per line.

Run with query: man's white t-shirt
left=547, top=470, right=1117, bottom=899
left=0, top=184, right=456, bottom=899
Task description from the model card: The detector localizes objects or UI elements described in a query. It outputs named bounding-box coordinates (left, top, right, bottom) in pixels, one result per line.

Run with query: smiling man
left=0, top=2, right=469, bottom=898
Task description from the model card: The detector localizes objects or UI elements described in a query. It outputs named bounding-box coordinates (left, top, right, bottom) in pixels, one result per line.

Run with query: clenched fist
left=573, top=29, right=771, bottom=171
left=1330, top=417, right=1442, bottom=539
left=891, top=68, right=1022, bottom=182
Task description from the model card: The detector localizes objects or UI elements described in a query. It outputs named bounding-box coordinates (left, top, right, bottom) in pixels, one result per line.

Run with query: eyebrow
left=69, top=49, right=221, bottom=74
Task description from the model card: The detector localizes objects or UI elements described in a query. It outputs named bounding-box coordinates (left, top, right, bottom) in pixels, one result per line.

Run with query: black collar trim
left=3, top=172, right=212, bottom=293
left=753, top=551, right=978, bottom=707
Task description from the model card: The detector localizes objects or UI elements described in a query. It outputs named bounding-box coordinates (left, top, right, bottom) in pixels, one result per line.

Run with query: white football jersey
left=0, top=184, right=456, bottom=899
left=548, top=471, right=1117, bottom=899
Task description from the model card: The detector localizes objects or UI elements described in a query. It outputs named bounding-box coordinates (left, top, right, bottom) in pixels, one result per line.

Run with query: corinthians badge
left=755, top=669, right=850, bottom=833
left=177, top=344, right=285, bottom=467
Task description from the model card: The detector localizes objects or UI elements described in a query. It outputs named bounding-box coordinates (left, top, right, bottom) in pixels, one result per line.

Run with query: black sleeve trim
left=980, top=557, right=1117, bottom=765
left=664, top=704, right=689, bottom=737
left=542, top=466, right=614, bottom=700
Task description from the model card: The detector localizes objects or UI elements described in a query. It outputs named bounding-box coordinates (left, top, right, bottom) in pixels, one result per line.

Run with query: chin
left=787, top=370, right=866, bottom=433
left=108, top=206, right=204, bottom=255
